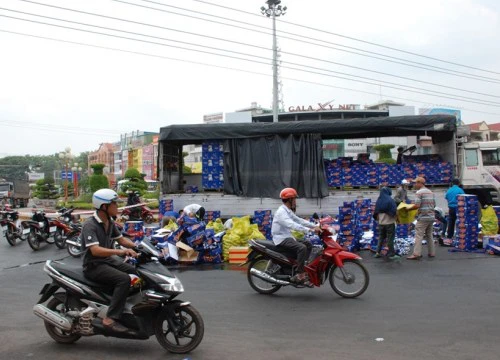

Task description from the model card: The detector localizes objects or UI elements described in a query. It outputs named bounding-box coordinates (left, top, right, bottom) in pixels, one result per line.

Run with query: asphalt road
left=1, top=234, right=499, bottom=360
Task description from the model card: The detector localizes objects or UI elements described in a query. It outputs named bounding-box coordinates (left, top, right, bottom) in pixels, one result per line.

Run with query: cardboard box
left=176, top=242, right=199, bottom=263
left=228, top=246, right=249, bottom=264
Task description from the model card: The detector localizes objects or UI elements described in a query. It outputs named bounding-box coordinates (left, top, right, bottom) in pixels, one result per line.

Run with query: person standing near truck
left=406, top=177, right=436, bottom=260
left=394, top=179, right=410, bottom=206
left=445, top=178, right=465, bottom=239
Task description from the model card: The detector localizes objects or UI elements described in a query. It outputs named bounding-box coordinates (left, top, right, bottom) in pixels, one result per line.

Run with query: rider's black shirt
left=82, top=212, right=122, bottom=270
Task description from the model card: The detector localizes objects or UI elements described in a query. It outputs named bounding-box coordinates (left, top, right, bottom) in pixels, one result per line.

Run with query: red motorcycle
left=245, top=216, right=369, bottom=298
left=120, top=204, right=154, bottom=224
left=0, top=210, right=27, bottom=246
left=51, top=208, right=81, bottom=249
left=22, top=209, right=57, bottom=251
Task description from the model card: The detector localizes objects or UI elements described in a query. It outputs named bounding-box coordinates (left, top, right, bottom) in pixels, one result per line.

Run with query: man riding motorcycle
left=271, top=187, right=321, bottom=284
left=81, top=189, right=138, bottom=333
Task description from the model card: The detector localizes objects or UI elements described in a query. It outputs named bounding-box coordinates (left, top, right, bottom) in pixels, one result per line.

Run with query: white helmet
left=401, top=179, right=409, bottom=185
left=92, top=189, right=120, bottom=210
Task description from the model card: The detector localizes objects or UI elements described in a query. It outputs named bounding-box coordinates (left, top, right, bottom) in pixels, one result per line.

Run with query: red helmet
left=280, top=187, right=298, bottom=200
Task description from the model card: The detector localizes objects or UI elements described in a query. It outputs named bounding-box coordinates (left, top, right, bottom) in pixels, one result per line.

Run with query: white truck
left=158, top=115, right=499, bottom=217
left=0, top=179, right=30, bottom=208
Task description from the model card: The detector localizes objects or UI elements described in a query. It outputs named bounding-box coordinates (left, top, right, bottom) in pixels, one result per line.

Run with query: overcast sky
left=1, top=0, right=499, bottom=158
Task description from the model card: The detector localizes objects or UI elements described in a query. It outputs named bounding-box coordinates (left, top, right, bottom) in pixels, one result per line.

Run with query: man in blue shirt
left=271, top=187, right=321, bottom=284
left=445, top=179, right=465, bottom=239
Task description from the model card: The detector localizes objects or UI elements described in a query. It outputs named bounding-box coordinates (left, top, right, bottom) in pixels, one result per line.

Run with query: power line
left=191, top=0, right=500, bottom=77
left=121, top=0, right=500, bottom=84
left=2, top=28, right=500, bottom=118
left=11, top=2, right=500, bottom=92
left=2, top=10, right=500, bottom=107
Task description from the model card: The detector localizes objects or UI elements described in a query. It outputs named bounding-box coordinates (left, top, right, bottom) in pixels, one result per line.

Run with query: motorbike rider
left=271, top=187, right=321, bottom=284
left=82, top=188, right=138, bottom=333
left=126, top=190, right=142, bottom=220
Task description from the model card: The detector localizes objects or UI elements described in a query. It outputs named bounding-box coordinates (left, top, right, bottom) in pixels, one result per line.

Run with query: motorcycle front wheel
left=5, top=224, right=16, bottom=246
left=144, top=213, right=154, bottom=224
left=44, top=297, right=81, bottom=344
left=247, top=258, right=283, bottom=295
left=154, top=304, right=204, bottom=354
left=54, top=229, right=66, bottom=249
left=27, top=229, right=41, bottom=251
left=329, top=259, right=369, bottom=298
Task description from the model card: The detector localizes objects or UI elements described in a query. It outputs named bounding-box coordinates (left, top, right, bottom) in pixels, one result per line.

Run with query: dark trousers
left=435, top=211, right=447, bottom=237
left=446, top=207, right=457, bottom=239
left=277, top=238, right=312, bottom=273
left=376, top=223, right=396, bottom=256
left=84, top=258, right=137, bottom=321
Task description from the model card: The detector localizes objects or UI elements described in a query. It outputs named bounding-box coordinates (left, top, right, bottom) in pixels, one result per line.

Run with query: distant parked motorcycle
left=120, top=191, right=154, bottom=224
left=0, top=210, right=27, bottom=246
left=22, top=209, right=57, bottom=251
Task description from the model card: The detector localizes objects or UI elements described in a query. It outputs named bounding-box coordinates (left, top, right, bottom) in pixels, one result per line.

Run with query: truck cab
left=457, top=140, right=500, bottom=205
left=0, top=182, right=13, bottom=199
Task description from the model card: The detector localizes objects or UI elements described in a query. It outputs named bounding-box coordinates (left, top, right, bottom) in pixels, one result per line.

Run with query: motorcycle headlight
left=156, top=274, right=184, bottom=293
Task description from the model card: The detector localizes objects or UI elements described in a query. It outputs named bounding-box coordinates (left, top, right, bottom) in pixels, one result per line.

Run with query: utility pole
left=261, top=0, right=287, bottom=123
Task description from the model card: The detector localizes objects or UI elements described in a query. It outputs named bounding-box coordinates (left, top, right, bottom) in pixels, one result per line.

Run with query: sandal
left=406, top=255, right=422, bottom=260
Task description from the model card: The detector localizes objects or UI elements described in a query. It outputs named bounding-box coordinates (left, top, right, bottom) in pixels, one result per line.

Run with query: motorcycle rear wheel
left=329, top=259, right=369, bottom=298
left=247, top=258, right=283, bottom=295
left=44, top=297, right=81, bottom=344
left=5, top=225, right=16, bottom=246
left=27, top=229, right=41, bottom=251
left=154, top=304, right=204, bottom=354
left=54, top=229, right=66, bottom=249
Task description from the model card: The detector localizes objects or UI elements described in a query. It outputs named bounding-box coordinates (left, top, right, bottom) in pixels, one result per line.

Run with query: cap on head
left=413, top=176, right=426, bottom=184
left=401, top=179, right=409, bottom=185
left=280, top=187, right=298, bottom=200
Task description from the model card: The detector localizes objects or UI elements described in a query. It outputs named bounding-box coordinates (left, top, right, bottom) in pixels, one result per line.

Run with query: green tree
left=89, top=164, right=109, bottom=192
left=33, top=178, right=59, bottom=199
left=121, top=167, right=147, bottom=195
left=373, top=144, right=396, bottom=164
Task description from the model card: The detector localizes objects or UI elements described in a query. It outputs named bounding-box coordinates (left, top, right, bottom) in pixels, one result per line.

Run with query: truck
left=157, top=114, right=499, bottom=217
left=0, top=179, right=30, bottom=208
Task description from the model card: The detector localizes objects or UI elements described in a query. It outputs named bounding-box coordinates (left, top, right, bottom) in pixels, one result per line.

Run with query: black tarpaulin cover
left=159, top=115, right=456, bottom=143
left=223, top=134, right=329, bottom=198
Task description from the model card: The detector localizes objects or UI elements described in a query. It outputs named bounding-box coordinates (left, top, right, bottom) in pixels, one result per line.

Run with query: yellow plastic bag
left=206, top=218, right=225, bottom=233
left=397, top=202, right=418, bottom=224
left=291, top=230, right=305, bottom=240
left=481, top=205, right=499, bottom=235
left=164, top=219, right=178, bottom=231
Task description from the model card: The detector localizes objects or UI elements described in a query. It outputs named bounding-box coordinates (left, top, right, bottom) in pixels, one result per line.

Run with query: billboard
left=420, top=107, right=461, bottom=125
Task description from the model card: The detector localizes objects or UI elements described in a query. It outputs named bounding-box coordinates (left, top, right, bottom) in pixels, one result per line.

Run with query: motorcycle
left=66, top=221, right=125, bottom=258
left=52, top=208, right=80, bottom=249
left=244, top=216, right=370, bottom=298
left=22, top=209, right=57, bottom=251
left=120, top=191, right=154, bottom=224
left=120, top=204, right=155, bottom=224
left=0, top=210, right=27, bottom=246
left=33, top=241, right=204, bottom=354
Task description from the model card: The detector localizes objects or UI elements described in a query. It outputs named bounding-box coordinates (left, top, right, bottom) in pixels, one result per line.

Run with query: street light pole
left=59, top=147, right=73, bottom=204
left=261, top=0, right=287, bottom=123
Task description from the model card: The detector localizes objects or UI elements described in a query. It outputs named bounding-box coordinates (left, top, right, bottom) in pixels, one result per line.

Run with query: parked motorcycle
left=22, top=209, right=57, bottom=251
left=33, top=241, right=204, bottom=354
left=0, top=210, right=27, bottom=246
left=66, top=221, right=125, bottom=258
left=52, top=208, right=80, bottom=249
left=245, top=216, right=370, bottom=298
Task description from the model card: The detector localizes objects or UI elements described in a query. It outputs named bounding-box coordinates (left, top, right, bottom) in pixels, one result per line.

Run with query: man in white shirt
left=271, top=187, right=321, bottom=284
left=183, top=204, right=205, bottom=221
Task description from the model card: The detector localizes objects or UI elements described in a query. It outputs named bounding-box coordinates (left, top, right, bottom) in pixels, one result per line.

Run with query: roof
left=159, top=114, right=457, bottom=144
left=488, top=123, right=500, bottom=131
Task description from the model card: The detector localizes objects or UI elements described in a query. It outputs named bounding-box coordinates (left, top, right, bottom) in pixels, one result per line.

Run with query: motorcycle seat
left=252, top=240, right=297, bottom=261
left=50, top=261, right=112, bottom=290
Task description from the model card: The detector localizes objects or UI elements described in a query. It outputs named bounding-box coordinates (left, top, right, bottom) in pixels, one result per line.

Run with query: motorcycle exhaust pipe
left=249, top=268, right=290, bottom=285
left=33, top=304, right=72, bottom=331
left=65, top=239, right=79, bottom=246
